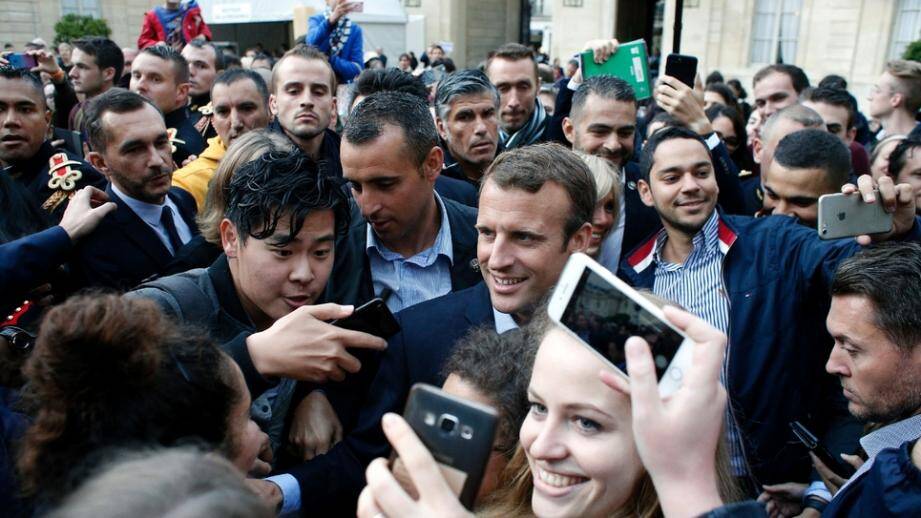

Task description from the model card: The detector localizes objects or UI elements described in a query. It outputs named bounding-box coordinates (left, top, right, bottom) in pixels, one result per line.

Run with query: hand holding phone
left=330, top=298, right=400, bottom=339
left=789, top=421, right=857, bottom=478
left=359, top=412, right=474, bottom=518
left=664, top=54, right=698, bottom=88
left=390, top=384, right=498, bottom=510
left=548, top=253, right=695, bottom=397
left=599, top=305, right=728, bottom=518
left=5, top=53, right=37, bottom=71
left=817, top=192, right=892, bottom=240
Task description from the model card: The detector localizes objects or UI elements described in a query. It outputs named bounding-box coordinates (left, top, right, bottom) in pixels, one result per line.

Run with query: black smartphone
left=393, top=383, right=498, bottom=510
left=789, top=421, right=856, bottom=477
left=330, top=297, right=400, bottom=338
left=6, top=53, right=37, bottom=71
left=52, top=128, right=84, bottom=158
left=665, top=53, right=698, bottom=88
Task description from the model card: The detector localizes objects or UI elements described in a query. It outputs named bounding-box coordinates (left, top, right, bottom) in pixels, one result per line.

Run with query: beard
left=848, top=375, right=921, bottom=424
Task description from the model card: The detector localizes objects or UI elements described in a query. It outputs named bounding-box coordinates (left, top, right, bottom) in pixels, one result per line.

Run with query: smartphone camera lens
left=437, top=414, right=458, bottom=434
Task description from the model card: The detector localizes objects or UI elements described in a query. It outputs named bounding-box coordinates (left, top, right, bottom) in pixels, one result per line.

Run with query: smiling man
left=172, top=69, right=271, bottom=209
left=621, top=125, right=920, bottom=498
left=271, top=142, right=594, bottom=516
left=75, top=88, right=198, bottom=290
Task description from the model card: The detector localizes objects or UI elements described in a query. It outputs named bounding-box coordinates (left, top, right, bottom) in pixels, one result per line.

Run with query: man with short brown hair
left=485, top=43, right=550, bottom=149
left=269, top=44, right=342, bottom=177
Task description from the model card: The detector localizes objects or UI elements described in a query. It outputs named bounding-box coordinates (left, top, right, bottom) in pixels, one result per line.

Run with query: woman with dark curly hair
left=16, top=293, right=267, bottom=510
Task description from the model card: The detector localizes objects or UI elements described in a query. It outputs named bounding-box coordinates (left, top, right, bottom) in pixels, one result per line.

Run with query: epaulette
left=167, top=128, right=187, bottom=153
left=42, top=152, right=83, bottom=212
left=738, top=169, right=753, bottom=178
left=194, top=104, right=213, bottom=136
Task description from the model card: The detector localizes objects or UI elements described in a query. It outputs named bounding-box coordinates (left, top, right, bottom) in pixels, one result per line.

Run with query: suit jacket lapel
left=107, top=185, right=173, bottom=266
left=168, top=188, right=200, bottom=236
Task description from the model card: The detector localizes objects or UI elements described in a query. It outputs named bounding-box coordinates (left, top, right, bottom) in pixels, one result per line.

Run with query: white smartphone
left=817, top=193, right=892, bottom=240
left=547, top=253, right=695, bottom=397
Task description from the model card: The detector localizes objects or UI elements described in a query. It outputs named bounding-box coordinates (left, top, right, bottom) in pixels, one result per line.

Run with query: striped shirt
left=651, top=211, right=747, bottom=475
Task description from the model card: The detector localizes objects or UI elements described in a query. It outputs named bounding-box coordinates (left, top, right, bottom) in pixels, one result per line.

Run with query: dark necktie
left=160, top=206, right=184, bottom=255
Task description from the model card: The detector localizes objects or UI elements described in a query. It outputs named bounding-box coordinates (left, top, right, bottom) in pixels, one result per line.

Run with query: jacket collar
left=626, top=210, right=738, bottom=274
left=206, top=254, right=254, bottom=328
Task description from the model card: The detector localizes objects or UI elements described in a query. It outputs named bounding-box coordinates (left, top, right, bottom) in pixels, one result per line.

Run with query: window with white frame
left=749, top=0, right=803, bottom=65
left=61, top=0, right=101, bottom=18
left=889, top=0, right=921, bottom=59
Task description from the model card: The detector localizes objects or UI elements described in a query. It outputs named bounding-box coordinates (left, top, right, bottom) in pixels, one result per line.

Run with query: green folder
left=580, top=39, right=652, bottom=100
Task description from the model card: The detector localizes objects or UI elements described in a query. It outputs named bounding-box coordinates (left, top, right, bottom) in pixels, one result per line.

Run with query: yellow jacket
left=172, top=136, right=226, bottom=211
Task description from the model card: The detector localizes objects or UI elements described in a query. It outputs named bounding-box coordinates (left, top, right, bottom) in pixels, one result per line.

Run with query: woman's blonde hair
left=575, top=151, right=622, bottom=207
left=196, top=130, right=295, bottom=244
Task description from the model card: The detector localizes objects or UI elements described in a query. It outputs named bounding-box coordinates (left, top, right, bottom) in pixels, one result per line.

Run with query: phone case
left=817, top=193, right=892, bottom=240
left=398, top=383, right=498, bottom=509
left=665, top=54, right=698, bottom=88
left=581, top=39, right=651, bottom=100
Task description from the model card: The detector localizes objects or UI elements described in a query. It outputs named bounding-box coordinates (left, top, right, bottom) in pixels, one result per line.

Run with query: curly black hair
left=225, top=151, right=351, bottom=246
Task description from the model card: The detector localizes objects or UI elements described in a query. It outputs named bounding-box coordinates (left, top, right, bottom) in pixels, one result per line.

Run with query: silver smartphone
left=817, top=193, right=892, bottom=240
left=547, top=253, right=695, bottom=397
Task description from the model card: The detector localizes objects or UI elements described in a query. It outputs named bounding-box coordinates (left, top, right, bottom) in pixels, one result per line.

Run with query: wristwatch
left=0, top=326, right=36, bottom=355
left=803, top=495, right=829, bottom=513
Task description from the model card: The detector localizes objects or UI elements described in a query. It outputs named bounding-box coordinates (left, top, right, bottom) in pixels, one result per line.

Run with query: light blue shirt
left=367, top=192, right=454, bottom=313
left=493, top=307, right=519, bottom=334
left=111, top=183, right=192, bottom=255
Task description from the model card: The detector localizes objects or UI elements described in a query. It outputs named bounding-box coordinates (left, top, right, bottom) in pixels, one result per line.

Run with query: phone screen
left=560, top=269, right=685, bottom=378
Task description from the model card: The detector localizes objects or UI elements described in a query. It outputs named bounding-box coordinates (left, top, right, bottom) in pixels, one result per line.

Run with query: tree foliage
left=54, top=14, right=111, bottom=45
left=903, top=40, right=921, bottom=62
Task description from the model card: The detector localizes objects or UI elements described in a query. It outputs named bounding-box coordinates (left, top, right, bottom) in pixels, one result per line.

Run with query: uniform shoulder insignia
left=739, top=169, right=753, bottom=178
left=197, top=102, right=213, bottom=115
left=194, top=112, right=212, bottom=135
left=167, top=128, right=187, bottom=153
left=43, top=152, right=84, bottom=212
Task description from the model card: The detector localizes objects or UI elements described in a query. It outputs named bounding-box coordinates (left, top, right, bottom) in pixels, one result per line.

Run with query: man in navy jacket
left=271, top=143, right=596, bottom=515
left=75, top=89, right=199, bottom=290
left=618, top=126, right=920, bottom=493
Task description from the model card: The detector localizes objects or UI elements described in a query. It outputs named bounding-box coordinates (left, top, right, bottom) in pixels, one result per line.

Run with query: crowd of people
left=2, top=0, right=921, bottom=516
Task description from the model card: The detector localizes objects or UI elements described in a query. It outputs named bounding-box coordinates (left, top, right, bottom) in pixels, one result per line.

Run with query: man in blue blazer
left=318, top=91, right=483, bottom=437
left=266, top=143, right=596, bottom=516
left=74, top=89, right=198, bottom=291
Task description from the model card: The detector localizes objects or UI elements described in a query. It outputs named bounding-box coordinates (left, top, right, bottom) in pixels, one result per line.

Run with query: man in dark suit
left=267, top=143, right=595, bottom=515
left=317, top=91, right=482, bottom=440
left=75, top=88, right=198, bottom=290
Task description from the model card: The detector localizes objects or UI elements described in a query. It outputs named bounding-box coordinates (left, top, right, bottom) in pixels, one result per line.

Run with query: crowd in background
left=1, top=0, right=921, bottom=516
